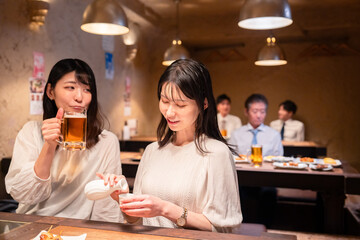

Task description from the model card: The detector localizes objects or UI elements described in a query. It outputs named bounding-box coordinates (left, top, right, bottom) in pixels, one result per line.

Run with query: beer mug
left=251, top=144, right=263, bottom=167
left=59, top=109, right=87, bottom=150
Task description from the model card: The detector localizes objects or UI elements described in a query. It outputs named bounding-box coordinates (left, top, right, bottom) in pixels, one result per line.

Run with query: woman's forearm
left=34, top=142, right=56, bottom=179
left=162, top=201, right=212, bottom=231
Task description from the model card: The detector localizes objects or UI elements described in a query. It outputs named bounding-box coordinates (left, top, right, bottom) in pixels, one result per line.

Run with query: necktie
left=250, top=129, right=259, bottom=145
left=280, top=122, right=285, bottom=140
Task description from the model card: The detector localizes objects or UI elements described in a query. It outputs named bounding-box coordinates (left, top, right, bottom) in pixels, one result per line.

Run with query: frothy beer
left=251, top=145, right=262, bottom=167
left=62, top=114, right=87, bottom=150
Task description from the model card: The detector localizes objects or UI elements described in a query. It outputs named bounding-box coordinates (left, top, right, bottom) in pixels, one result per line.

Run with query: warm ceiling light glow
left=255, top=36, right=287, bottom=66
left=162, top=0, right=190, bottom=66
left=238, top=0, right=293, bottom=30
left=28, top=0, right=50, bottom=25
left=162, top=40, right=190, bottom=66
left=81, top=0, right=129, bottom=35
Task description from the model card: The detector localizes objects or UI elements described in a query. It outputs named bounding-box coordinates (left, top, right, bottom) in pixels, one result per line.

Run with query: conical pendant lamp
left=255, top=36, right=287, bottom=66
left=162, top=0, right=190, bottom=66
left=238, top=0, right=293, bottom=30
left=81, top=0, right=129, bottom=35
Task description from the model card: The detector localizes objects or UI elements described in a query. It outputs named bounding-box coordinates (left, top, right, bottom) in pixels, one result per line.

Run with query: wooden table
left=0, top=212, right=296, bottom=240
left=282, top=141, right=327, bottom=158
left=235, top=161, right=345, bottom=234
left=121, top=152, right=355, bottom=234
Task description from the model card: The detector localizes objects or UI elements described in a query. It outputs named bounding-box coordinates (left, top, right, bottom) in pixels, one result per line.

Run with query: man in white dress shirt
left=216, top=94, right=242, bottom=139
left=229, top=94, right=283, bottom=156
left=270, top=100, right=305, bottom=142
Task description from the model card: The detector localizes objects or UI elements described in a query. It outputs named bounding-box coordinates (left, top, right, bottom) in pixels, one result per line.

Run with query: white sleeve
left=298, top=123, right=305, bottom=141
left=90, top=132, right=123, bottom=223
left=201, top=146, right=242, bottom=232
left=274, top=133, right=284, bottom=156
left=5, top=122, right=52, bottom=205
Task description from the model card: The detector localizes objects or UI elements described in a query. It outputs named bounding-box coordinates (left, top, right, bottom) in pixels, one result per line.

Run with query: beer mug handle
left=56, top=119, right=64, bottom=146
left=246, top=149, right=251, bottom=161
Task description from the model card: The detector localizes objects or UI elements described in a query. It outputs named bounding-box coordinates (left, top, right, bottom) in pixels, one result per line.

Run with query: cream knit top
left=132, top=136, right=242, bottom=233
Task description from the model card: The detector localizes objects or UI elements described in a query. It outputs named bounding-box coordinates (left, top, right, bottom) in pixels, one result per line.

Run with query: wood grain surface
left=48, top=225, right=191, bottom=240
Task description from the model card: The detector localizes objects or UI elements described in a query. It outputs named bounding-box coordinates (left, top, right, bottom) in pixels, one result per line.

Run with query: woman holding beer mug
left=6, top=59, right=122, bottom=222
left=99, top=59, right=242, bottom=232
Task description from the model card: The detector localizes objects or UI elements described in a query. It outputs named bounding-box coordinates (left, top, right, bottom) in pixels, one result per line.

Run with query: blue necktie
left=251, top=129, right=259, bottom=145
left=280, top=122, right=285, bottom=140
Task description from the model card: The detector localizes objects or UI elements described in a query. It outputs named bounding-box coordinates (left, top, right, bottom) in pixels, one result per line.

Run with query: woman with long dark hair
left=100, top=59, right=242, bottom=232
left=6, top=59, right=122, bottom=222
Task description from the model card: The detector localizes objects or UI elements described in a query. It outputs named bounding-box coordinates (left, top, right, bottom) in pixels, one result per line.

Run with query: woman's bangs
left=161, top=82, right=186, bottom=102
left=75, top=72, right=90, bottom=86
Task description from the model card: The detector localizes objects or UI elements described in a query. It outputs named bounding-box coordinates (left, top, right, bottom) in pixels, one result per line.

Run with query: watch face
left=177, top=217, right=186, bottom=227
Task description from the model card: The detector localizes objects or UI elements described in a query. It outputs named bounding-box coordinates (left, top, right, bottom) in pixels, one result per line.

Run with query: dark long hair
left=156, top=59, right=234, bottom=154
left=43, top=58, right=104, bottom=149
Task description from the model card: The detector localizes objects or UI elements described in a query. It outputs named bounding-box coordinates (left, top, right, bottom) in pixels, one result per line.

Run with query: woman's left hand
left=120, top=194, right=165, bottom=218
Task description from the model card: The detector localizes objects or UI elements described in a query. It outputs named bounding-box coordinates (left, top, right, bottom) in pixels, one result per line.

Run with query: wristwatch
left=176, top=207, right=188, bottom=227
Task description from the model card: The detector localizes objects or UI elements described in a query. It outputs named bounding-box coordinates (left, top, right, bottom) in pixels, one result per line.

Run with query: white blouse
left=5, top=121, right=122, bottom=222
left=132, top=137, right=242, bottom=233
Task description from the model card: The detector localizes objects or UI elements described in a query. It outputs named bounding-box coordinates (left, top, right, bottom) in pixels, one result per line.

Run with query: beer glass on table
left=251, top=144, right=263, bottom=168
left=59, top=109, right=87, bottom=150
left=220, top=120, right=227, bottom=137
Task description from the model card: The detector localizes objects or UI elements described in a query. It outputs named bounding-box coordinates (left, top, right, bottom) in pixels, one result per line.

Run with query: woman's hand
left=96, top=172, right=129, bottom=203
left=119, top=194, right=166, bottom=218
left=41, top=108, right=64, bottom=147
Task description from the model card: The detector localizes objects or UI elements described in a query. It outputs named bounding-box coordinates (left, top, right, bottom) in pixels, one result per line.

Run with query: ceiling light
left=238, top=0, right=293, bottom=30
left=162, top=0, right=190, bottom=66
left=255, top=36, right=287, bottom=66
left=162, top=40, right=190, bottom=66
left=81, top=0, right=129, bottom=35
left=28, top=0, right=50, bottom=25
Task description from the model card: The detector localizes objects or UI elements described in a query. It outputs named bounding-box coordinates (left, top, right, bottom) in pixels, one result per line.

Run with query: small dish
left=233, top=155, right=250, bottom=164
left=317, top=158, right=342, bottom=167
left=33, top=231, right=87, bottom=240
left=273, top=162, right=308, bottom=170
left=309, top=163, right=333, bottom=171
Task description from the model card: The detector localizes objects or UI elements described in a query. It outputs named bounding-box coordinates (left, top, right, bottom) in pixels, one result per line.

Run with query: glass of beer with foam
left=60, top=109, right=87, bottom=150
left=251, top=144, right=262, bottom=168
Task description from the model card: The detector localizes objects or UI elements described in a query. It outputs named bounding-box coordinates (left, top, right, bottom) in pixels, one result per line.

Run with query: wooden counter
left=0, top=212, right=296, bottom=240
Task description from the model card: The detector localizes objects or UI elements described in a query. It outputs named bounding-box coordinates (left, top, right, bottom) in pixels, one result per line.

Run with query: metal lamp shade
left=28, top=0, right=50, bottom=25
left=81, top=0, right=129, bottom=35
left=238, top=0, right=292, bottom=30
left=255, top=38, right=287, bottom=66
left=162, top=42, right=190, bottom=66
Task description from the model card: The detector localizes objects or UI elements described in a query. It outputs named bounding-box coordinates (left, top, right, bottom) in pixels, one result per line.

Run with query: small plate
left=317, top=159, right=342, bottom=167
left=273, top=162, right=308, bottom=170
left=272, top=156, right=295, bottom=162
left=233, top=156, right=250, bottom=164
left=33, top=231, right=87, bottom=240
left=264, top=156, right=276, bottom=162
left=264, top=156, right=294, bottom=162
left=309, top=163, right=333, bottom=171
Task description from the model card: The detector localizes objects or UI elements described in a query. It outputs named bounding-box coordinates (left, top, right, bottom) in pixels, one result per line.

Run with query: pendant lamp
left=81, top=0, right=129, bottom=35
left=162, top=0, right=190, bottom=66
left=238, top=0, right=292, bottom=30
left=28, top=0, right=50, bottom=25
left=255, top=36, right=287, bottom=66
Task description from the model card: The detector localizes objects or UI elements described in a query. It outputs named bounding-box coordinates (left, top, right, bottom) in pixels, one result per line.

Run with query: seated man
left=270, top=100, right=305, bottom=142
left=229, top=94, right=283, bottom=156
left=229, top=94, right=282, bottom=227
left=216, top=94, right=242, bottom=139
